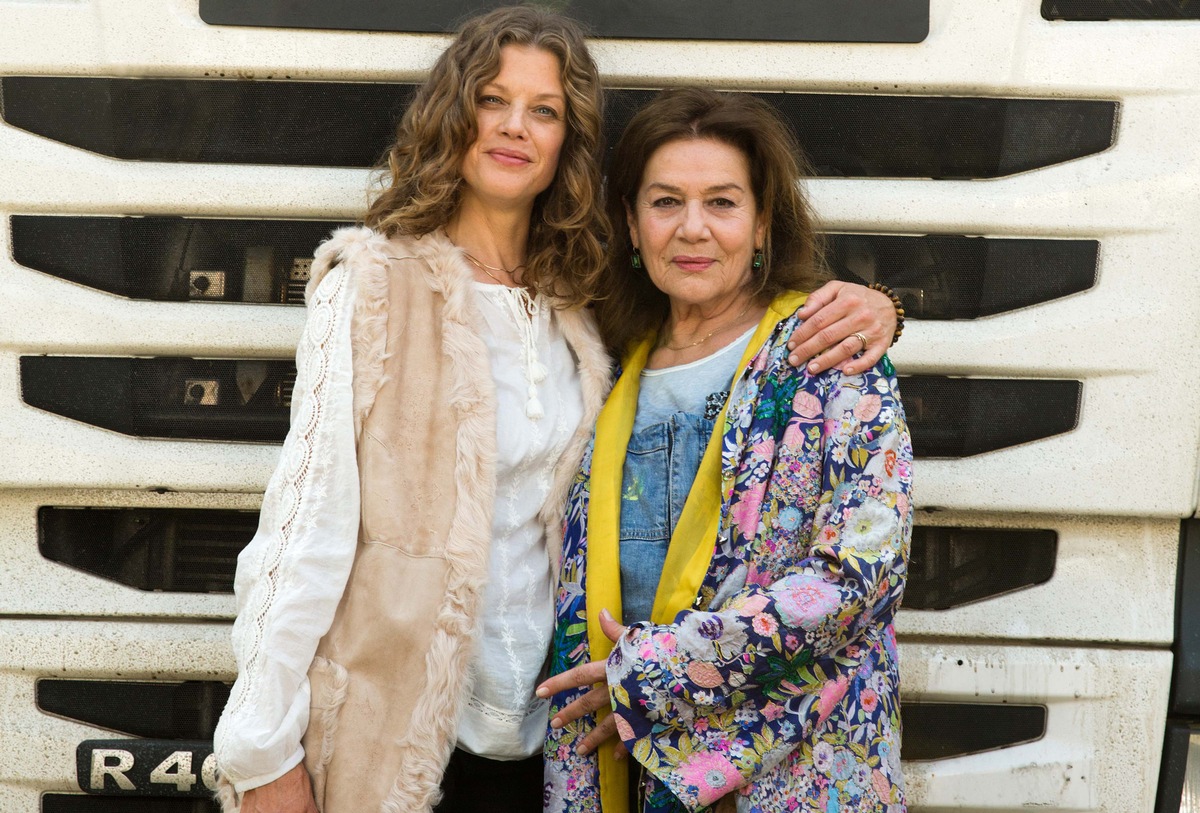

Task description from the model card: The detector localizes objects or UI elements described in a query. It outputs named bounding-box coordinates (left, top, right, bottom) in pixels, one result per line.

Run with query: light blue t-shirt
left=631, top=326, right=755, bottom=432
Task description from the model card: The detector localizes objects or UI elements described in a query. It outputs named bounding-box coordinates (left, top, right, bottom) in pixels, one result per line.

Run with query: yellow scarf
left=585, top=290, right=808, bottom=812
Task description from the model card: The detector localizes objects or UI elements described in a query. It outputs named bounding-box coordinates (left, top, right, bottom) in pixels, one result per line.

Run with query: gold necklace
left=461, top=250, right=525, bottom=287
left=661, top=301, right=755, bottom=351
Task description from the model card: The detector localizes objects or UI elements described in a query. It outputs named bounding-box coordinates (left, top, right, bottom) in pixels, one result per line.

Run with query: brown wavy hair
left=364, top=5, right=607, bottom=305
left=595, top=87, right=829, bottom=355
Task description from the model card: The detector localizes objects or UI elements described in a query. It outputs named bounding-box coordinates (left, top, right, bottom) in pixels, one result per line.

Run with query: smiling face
left=627, top=138, right=766, bottom=314
left=458, top=44, right=567, bottom=215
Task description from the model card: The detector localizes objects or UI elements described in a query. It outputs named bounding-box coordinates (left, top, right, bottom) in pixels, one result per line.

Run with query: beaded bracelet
left=868, top=282, right=906, bottom=346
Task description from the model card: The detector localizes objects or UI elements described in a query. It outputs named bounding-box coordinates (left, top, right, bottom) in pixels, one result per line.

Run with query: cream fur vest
left=293, top=227, right=609, bottom=812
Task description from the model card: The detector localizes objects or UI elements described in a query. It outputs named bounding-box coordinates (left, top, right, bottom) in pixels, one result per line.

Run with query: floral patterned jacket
left=543, top=304, right=914, bottom=813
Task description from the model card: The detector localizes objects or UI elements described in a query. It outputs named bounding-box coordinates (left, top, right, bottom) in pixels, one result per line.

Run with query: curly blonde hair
left=364, top=5, right=608, bottom=305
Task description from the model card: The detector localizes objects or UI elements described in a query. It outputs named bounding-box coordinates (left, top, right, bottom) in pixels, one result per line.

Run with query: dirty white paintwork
left=0, top=620, right=233, bottom=809
left=901, top=643, right=1172, bottom=812
left=897, top=513, right=1178, bottom=645
left=0, top=0, right=1192, bottom=94
left=0, top=489, right=258, bottom=619
left=0, top=625, right=1170, bottom=812
left=0, top=0, right=1194, bottom=811
left=0, top=12, right=1196, bottom=513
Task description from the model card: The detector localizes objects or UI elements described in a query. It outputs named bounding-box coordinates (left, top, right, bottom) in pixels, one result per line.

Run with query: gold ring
left=852, top=332, right=868, bottom=353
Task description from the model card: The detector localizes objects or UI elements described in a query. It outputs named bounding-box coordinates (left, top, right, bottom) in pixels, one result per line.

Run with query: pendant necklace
left=461, top=250, right=524, bottom=287
left=661, top=301, right=755, bottom=351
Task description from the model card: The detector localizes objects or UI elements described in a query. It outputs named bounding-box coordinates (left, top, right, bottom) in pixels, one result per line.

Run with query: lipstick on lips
left=672, top=255, right=715, bottom=272
left=488, top=148, right=531, bottom=167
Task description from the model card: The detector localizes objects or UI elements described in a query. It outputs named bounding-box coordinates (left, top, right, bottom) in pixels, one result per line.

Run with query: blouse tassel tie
left=496, top=286, right=547, bottom=420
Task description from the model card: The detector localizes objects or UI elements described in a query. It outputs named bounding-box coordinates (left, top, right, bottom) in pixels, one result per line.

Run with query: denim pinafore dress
left=617, top=329, right=753, bottom=625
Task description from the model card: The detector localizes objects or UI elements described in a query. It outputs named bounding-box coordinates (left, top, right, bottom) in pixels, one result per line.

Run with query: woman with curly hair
left=213, top=9, right=611, bottom=812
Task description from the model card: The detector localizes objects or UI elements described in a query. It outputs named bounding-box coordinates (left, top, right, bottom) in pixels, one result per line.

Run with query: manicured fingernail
left=807, top=361, right=820, bottom=373
left=536, top=686, right=549, bottom=698
left=600, top=608, right=613, bottom=622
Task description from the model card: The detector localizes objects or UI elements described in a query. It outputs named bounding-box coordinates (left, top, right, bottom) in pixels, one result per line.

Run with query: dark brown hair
left=595, top=87, right=828, bottom=355
left=364, top=5, right=607, bottom=305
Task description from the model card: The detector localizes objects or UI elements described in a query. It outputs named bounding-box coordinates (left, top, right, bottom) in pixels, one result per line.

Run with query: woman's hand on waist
left=240, top=764, right=318, bottom=813
left=786, top=280, right=897, bottom=375
left=536, top=608, right=629, bottom=759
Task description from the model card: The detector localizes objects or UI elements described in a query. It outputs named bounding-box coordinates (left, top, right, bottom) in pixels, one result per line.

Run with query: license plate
left=77, top=739, right=218, bottom=797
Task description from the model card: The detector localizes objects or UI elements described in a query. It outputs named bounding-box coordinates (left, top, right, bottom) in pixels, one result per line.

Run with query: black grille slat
left=38, top=680, right=1044, bottom=774
left=198, top=0, right=930, bottom=42
left=39, top=510, right=1061, bottom=605
left=13, top=217, right=1098, bottom=317
left=21, top=360, right=1081, bottom=455
left=1043, top=0, right=1200, bottom=19
left=21, top=357, right=294, bottom=443
left=0, top=77, right=411, bottom=167
left=39, top=507, right=257, bottom=593
left=37, top=680, right=231, bottom=739
left=43, top=797, right=219, bottom=813
left=1, top=78, right=1118, bottom=179
left=906, top=527, right=1058, bottom=610
left=901, top=377, right=1082, bottom=458
left=903, top=702, right=1046, bottom=760
left=10, top=216, right=343, bottom=304
left=826, top=235, right=1099, bottom=319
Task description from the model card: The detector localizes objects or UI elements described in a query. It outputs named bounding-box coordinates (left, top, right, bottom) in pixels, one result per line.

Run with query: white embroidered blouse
left=459, top=281, right=582, bottom=759
left=214, top=264, right=585, bottom=792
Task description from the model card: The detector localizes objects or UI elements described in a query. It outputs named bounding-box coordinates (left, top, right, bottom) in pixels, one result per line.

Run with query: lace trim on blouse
left=215, top=264, right=360, bottom=791
left=229, top=268, right=345, bottom=714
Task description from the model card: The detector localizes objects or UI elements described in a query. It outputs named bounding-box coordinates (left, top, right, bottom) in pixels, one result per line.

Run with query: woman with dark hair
left=540, top=88, right=913, bottom=813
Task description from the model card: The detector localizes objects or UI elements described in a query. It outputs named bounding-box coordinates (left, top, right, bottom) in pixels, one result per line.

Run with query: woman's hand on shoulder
left=240, top=763, right=318, bottom=813
left=787, top=281, right=897, bottom=376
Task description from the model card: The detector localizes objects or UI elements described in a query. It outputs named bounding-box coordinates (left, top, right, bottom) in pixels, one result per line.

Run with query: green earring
left=631, top=248, right=643, bottom=270
left=752, top=249, right=764, bottom=270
